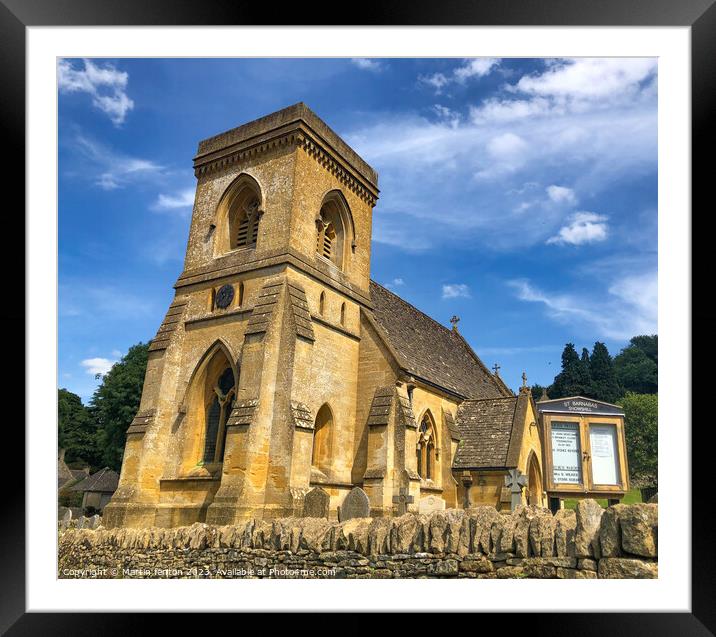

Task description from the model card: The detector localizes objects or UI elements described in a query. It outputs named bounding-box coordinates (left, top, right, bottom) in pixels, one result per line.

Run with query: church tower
left=104, top=104, right=379, bottom=527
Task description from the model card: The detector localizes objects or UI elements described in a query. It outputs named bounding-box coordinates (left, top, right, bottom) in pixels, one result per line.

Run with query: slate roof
left=452, top=395, right=523, bottom=470
left=368, top=281, right=509, bottom=400
left=70, top=467, right=120, bottom=494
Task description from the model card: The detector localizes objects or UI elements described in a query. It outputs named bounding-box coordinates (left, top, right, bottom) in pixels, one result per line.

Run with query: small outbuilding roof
left=452, top=391, right=533, bottom=470
left=70, top=467, right=119, bottom=494
left=368, top=281, right=510, bottom=400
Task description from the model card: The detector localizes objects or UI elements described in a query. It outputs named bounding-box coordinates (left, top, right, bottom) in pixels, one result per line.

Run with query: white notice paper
left=551, top=422, right=582, bottom=484
left=589, top=424, right=620, bottom=485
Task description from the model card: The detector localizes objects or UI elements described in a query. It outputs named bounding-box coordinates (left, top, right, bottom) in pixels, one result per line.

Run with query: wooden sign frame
left=542, top=412, right=630, bottom=499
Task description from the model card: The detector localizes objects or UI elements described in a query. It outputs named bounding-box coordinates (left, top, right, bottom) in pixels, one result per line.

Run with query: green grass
left=563, top=487, right=643, bottom=510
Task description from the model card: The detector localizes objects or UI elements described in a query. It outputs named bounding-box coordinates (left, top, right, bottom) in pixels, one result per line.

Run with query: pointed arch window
left=319, top=291, right=325, bottom=315
left=417, top=413, right=437, bottom=480
left=202, top=366, right=236, bottom=463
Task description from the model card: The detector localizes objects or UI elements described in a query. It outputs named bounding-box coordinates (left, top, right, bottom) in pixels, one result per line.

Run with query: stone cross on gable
left=504, top=468, right=528, bottom=511
left=450, top=315, right=460, bottom=331
left=492, top=363, right=501, bottom=375
left=392, top=487, right=414, bottom=515
left=522, top=371, right=528, bottom=388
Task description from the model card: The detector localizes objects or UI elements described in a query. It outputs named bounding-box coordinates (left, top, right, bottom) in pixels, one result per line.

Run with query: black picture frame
left=2, top=0, right=710, bottom=630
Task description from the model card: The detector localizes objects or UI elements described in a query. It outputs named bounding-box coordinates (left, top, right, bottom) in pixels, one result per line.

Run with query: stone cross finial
left=450, top=315, right=460, bottom=331
left=392, top=487, right=414, bottom=515
left=492, top=363, right=501, bottom=375
left=521, top=371, right=528, bottom=388
left=504, top=468, right=528, bottom=511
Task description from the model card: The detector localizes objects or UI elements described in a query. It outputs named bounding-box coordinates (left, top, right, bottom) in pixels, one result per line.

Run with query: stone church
left=104, top=103, right=545, bottom=529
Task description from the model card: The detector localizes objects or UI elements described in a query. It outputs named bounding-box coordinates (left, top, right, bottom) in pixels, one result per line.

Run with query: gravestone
left=418, top=495, right=446, bottom=515
left=59, top=508, right=72, bottom=532
left=303, top=487, right=330, bottom=518
left=392, top=487, right=414, bottom=515
left=338, top=486, right=370, bottom=521
left=77, top=516, right=87, bottom=530
left=504, top=468, right=528, bottom=511
left=89, top=514, right=101, bottom=529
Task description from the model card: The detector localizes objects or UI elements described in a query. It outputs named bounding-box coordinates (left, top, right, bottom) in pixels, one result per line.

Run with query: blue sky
left=58, top=57, right=657, bottom=402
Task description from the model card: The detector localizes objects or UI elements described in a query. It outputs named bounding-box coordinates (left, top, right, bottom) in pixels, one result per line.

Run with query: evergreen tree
left=588, top=342, right=622, bottom=402
left=552, top=343, right=591, bottom=398
left=58, top=388, right=101, bottom=468
left=89, top=343, right=149, bottom=471
left=578, top=348, right=592, bottom=393
left=614, top=345, right=658, bottom=394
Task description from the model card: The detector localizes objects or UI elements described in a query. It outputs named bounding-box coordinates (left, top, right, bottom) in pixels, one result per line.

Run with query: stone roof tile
left=369, top=281, right=508, bottom=400
left=452, top=397, right=519, bottom=469
left=70, top=467, right=120, bottom=494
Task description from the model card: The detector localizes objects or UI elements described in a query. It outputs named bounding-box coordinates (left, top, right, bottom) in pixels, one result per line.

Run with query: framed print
left=2, top=0, right=712, bottom=630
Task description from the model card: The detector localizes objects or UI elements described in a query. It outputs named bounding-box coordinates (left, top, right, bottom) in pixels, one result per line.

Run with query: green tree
left=58, top=388, right=100, bottom=468
left=614, top=346, right=658, bottom=394
left=588, top=341, right=622, bottom=403
left=619, top=392, right=658, bottom=487
left=531, top=384, right=550, bottom=402
left=629, top=335, right=658, bottom=364
left=89, top=343, right=149, bottom=471
left=552, top=343, right=592, bottom=398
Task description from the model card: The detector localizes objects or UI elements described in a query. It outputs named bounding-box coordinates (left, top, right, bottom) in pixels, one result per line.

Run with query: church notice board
left=536, top=397, right=630, bottom=499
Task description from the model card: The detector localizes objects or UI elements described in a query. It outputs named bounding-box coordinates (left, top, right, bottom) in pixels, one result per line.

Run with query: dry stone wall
left=58, top=500, right=657, bottom=579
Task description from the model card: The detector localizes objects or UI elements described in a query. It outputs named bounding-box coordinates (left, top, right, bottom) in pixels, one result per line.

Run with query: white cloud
left=351, top=58, right=383, bottom=72
left=469, top=96, right=552, bottom=125
left=72, top=135, right=164, bottom=190
left=453, top=58, right=499, bottom=83
left=81, top=357, right=116, bottom=376
left=546, top=211, right=608, bottom=245
left=546, top=185, right=576, bottom=204
left=433, top=105, right=460, bottom=129
left=384, top=277, right=405, bottom=290
left=512, top=57, right=657, bottom=101
left=487, top=132, right=527, bottom=159
left=153, top=189, right=195, bottom=212
left=344, top=57, right=656, bottom=253
left=508, top=270, right=657, bottom=340
left=419, top=72, right=450, bottom=94
left=58, top=58, right=135, bottom=125
left=442, top=283, right=471, bottom=299
left=420, top=58, right=499, bottom=94
left=472, top=58, right=656, bottom=125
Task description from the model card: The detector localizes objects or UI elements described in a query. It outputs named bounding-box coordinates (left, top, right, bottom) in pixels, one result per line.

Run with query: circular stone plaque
left=215, top=284, right=235, bottom=309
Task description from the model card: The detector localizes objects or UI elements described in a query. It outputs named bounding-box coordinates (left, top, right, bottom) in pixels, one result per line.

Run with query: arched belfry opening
left=312, top=403, right=334, bottom=474
left=315, top=191, right=354, bottom=269
left=182, top=342, right=239, bottom=471
left=213, top=173, right=263, bottom=256
left=417, top=411, right=437, bottom=480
